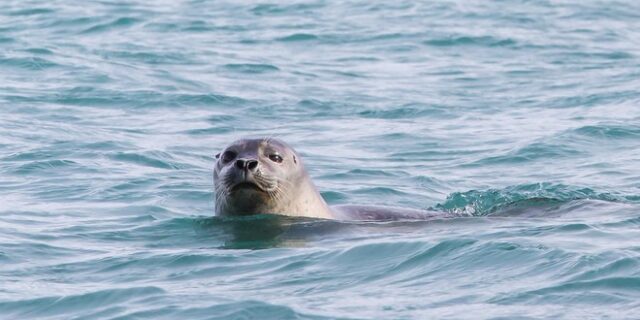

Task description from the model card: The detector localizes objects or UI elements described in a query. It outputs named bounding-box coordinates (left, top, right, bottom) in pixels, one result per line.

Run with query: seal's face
left=213, top=138, right=302, bottom=216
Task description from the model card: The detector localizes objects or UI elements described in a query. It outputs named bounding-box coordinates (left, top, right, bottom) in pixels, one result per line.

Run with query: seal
left=213, top=138, right=438, bottom=221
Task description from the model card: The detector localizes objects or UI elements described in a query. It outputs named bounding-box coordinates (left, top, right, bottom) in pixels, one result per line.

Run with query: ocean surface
left=1, top=0, right=640, bottom=319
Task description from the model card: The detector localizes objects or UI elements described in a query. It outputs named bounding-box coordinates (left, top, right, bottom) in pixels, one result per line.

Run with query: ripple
left=251, top=3, right=326, bottom=16
left=477, top=142, right=585, bottom=165
left=387, top=238, right=477, bottom=275
left=80, top=17, right=141, bottom=34
left=100, top=50, right=194, bottom=65
left=574, top=124, right=640, bottom=140
left=0, top=240, right=97, bottom=263
left=544, top=90, right=640, bottom=108
left=183, top=126, right=235, bottom=135
left=321, top=168, right=405, bottom=180
left=276, top=33, right=319, bottom=42
left=569, top=257, right=640, bottom=282
left=13, top=159, right=79, bottom=175
left=222, top=63, right=280, bottom=74
left=499, top=277, right=640, bottom=305
left=0, top=57, right=59, bottom=70
left=24, top=48, right=54, bottom=55
left=103, top=178, right=162, bottom=194
left=7, top=8, right=55, bottom=16
left=108, top=152, right=183, bottom=170
left=424, top=35, right=517, bottom=47
left=45, top=17, right=94, bottom=29
left=0, top=287, right=165, bottom=319
left=179, top=20, right=216, bottom=32
left=3, top=149, right=66, bottom=161
left=117, top=300, right=329, bottom=320
left=13, top=89, right=246, bottom=108
left=358, top=104, right=456, bottom=119
left=352, top=186, right=411, bottom=196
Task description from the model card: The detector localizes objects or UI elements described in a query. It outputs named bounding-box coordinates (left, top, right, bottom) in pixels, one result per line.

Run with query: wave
left=472, top=123, right=640, bottom=165
left=434, top=183, right=635, bottom=216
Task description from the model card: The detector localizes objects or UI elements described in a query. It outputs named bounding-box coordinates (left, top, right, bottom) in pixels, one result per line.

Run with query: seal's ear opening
left=293, top=155, right=297, bottom=164
left=215, top=153, right=221, bottom=159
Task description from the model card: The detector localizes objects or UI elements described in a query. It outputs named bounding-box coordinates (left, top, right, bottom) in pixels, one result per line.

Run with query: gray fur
left=214, top=138, right=437, bottom=221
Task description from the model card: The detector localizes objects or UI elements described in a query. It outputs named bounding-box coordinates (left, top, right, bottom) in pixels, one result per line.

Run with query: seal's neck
left=216, top=174, right=334, bottom=219
left=281, top=175, right=333, bottom=219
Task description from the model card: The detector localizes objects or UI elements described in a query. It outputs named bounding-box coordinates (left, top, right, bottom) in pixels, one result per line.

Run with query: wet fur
left=214, top=138, right=437, bottom=221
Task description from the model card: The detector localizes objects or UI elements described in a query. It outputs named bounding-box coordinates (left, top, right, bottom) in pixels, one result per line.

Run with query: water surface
left=1, top=0, right=640, bottom=319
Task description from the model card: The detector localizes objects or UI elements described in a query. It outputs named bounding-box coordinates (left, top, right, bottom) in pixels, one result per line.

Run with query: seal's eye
left=269, top=154, right=283, bottom=163
left=221, top=151, right=237, bottom=163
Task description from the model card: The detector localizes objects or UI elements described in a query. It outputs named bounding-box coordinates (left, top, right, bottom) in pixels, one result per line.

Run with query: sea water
left=1, top=0, right=639, bottom=319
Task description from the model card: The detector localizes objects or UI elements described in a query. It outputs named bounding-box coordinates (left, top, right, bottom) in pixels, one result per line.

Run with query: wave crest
left=434, top=183, right=633, bottom=216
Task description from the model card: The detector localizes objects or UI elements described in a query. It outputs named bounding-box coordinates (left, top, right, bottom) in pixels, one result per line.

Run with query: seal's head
left=214, top=138, right=332, bottom=218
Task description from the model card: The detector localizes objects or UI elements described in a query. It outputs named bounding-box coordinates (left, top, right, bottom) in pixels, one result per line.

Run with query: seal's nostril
left=235, top=159, right=245, bottom=169
left=246, top=160, right=258, bottom=171
left=235, top=158, right=257, bottom=171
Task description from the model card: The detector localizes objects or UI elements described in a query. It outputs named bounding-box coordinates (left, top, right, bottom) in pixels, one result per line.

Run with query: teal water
left=1, top=0, right=640, bottom=319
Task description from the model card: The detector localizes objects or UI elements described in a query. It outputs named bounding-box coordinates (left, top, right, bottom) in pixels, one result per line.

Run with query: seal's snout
left=234, top=158, right=259, bottom=172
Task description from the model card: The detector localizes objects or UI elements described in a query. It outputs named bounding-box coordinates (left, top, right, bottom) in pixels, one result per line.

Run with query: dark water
left=1, top=0, right=640, bottom=319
